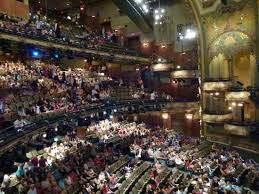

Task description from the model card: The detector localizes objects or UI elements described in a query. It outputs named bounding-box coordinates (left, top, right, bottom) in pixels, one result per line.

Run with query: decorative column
left=23, top=0, right=29, bottom=5
left=227, top=57, right=233, bottom=81
left=256, top=0, right=259, bottom=87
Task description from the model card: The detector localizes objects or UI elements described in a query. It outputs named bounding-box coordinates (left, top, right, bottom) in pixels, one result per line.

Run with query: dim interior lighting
left=159, top=22, right=162, bottom=24
left=142, top=4, right=149, bottom=13
left=161, top=9, right=165, bottom=13
left=238, top=103, right=243, bottom=107
left=114, top=109, right=117, bottom=113
left=158, top=58, right=162, bottom=62
left=180, top=35, right=184, bottom=40
left=135, top=0, right=142, bottom=3
left=185, top=113, right=193, bottom=120
left=214, top=92, right=220, bottom=96
left=42, top=133, right=47, bottom=138
left=232, top=102, right=237, bottom=106
left=210, top=93, right=214, bottom=96
left=176, top=65, right=181, bottom=69
left=67, top=16, right=71, bottom=20
left=32, top=51, right=39, bottom=57
left=161, top=44, right=166, bottom=48
left=84, top=59, right=87, bottom=62
left=54, top=137, right=58, bottom=142
left=109, top=115, right=114, bottom=119
left=136, top=68, right=140, bottom=71
left=55, top=127, right=58, bottom=132
left=228, top=107, right=232, bottom=110
left=172, top=80, right=177, bottom=84
left=143, top=42, right=149, bottom=47
left=162, top=113, right=169, bottom=120
left=90, top=114, right=94, bottom=118
left=92, top=15, right=96, bottom=18
left=103, top=111, right=107, bottom=115
left=80, top=7, right=84, bottom=11
left=185, top=29, right=197, bottom=39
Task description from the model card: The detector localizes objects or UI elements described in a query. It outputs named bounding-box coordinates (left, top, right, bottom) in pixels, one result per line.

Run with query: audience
left=0, top=120, right=258, bottom=194
left=0, top=13, right=145, bottom=57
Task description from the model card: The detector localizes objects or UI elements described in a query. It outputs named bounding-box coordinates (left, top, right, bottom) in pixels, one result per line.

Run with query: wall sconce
left=143, top=42, right=149, bottom=47
left=237, top=103, right=243, bottom=107
left=162, top=113, right=169, bottom=120
left=214, top=92, right=220, bottom=96
left=161, top=44, right=166, bottom=48
left=232, top=102, right=237, bottom=106
left=185, top=113, right=193, bottom=120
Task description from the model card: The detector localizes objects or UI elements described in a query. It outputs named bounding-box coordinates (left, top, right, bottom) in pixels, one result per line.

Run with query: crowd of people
left=0, top=120, right=258, bottom=194
left=0, top=59, right=164, bottom=132
left=0, top=60, right=114, bottom=130
left=0, top=12, right=144, bottom=57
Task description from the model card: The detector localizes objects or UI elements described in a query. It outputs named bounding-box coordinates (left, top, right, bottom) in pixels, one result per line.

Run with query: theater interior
left=0, top=0, right=258, bottom=193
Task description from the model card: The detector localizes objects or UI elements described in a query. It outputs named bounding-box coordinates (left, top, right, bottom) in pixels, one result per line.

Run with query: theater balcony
left=0, top=31, right=148, bottom=63
left=203, top=112, right=232, bottom=123
left=0, top=99, right=172, bottom=154
left=171, top=70, right=199, bottom=79
left=203, top=78, right=233, bottom=91
left=225, top=91, right=250, bottom=101
left=224, top=121, right=257, bottom=137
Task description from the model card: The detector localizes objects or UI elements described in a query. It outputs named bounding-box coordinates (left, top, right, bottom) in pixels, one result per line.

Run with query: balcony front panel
left=171, top=70, right=199, bottom=79
left=0, top=32, right=149, bottom=62
left=203, top=113, right=232, bottom=123
left=203, top=81, right=232, bottom=91
left=164, top=102, right=199, bottom=110
left=226, top=91, right=250, bottom=101
left=224, top=123, right=255, bottom=137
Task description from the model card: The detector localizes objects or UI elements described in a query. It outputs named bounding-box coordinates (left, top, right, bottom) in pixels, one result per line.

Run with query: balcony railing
left=203, top=112, right=232, bottom=123
left=0, top=99, right=171, bottom=153
left=0, top=28, right=148, bottom=62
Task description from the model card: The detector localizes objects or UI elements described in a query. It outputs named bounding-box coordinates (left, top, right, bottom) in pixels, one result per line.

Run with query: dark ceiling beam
left=112, top=0, right=153, bottom=33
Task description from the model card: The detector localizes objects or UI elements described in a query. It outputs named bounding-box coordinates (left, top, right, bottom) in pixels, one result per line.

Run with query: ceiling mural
left=199, top=0, right=217, bottom=8
left=203, top=0, right=255, bottom=50
left=208, top=31, right=254, bottom=59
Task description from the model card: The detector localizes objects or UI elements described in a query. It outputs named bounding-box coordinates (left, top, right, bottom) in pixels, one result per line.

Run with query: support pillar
left=23, top=0, right=29, bottom=5
left=255, top=0, right=259, bottom=87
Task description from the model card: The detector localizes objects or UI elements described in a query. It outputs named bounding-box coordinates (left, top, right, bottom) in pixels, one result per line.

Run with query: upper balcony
left=171, top=70, right=199, bottom=79
left=203, top=78, right=233, bottom=91
left=203, top=110, right=232, bottom=123
left=224, top=121, right=257, bottom=137
left=0, top=14, right=149, bottom=63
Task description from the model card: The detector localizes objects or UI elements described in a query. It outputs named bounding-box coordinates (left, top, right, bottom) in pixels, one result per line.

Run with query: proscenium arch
left=187, top=0, right=206, bottom=137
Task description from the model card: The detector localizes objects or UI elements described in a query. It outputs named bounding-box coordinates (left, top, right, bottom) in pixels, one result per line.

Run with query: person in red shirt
left=31, top=156, right=39, bottom=167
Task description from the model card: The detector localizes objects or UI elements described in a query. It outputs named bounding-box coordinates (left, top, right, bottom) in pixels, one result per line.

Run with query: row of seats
left=115, top=161, right=151, bottom=194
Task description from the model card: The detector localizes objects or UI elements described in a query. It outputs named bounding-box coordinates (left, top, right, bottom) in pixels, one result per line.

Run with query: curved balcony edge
left=0, top=32, right=149, bottom=62
left=203, top=81, right=233, bottom=91
left=171, top=70, right=199, bottom=79
left=225, top=91, right=250, bottom=101
left=0, top=99, right=172, bottom=154
left=203, top=113, right=232, bottom=123
left=224, top=123, right=256, bottom=137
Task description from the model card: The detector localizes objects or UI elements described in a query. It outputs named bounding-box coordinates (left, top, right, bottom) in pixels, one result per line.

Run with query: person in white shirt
left=14, top=117, right=25, bottom=132
left=150, top=91, right=156, bottom=100
left=0, top=100, right=4, bottom=113
left=27, top=184, right=37, bottom=194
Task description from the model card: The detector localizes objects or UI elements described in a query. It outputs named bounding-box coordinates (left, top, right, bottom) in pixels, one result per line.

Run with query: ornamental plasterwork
left=208, top=31, right=254, bottom=59
left=200, top=0, right=217, bottom=8
left=202, top=0, right=256, bottom=47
